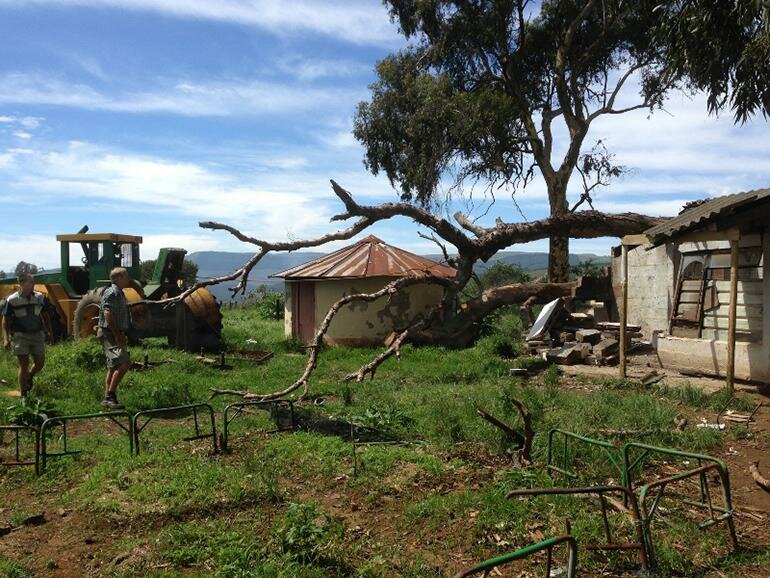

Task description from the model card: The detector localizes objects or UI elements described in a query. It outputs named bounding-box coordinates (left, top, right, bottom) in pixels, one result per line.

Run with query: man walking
left=98, top=267, right=132, bottom=409
left=1, top=273, right=53, bottom=397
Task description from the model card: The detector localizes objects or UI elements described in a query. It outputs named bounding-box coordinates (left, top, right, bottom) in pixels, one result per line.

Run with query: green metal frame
left=543, top=432, right=740, bottom=571
left=132, top=403, right=217, bottom=455
left=507, top=485, right=649, bottom=572
left=625, top=442, right=738, bottom=565
left=453, top=535, right=578, bottom=578
left=546, top=429, right=626, bottom=486
left=0, top=424, right=41, bottom=474
left=39, top=411, right=133, bottom=472
left=221, top=400, right=296, bottom=451
left=637, top=462, right=738, bottom=567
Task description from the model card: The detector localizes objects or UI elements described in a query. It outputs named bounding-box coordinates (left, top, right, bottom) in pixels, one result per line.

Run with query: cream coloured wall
left=310, top=277, right=445, bottom=346
left=657, top=336, right=769, bottom=382
left=283, top=283, right=293, bottom=337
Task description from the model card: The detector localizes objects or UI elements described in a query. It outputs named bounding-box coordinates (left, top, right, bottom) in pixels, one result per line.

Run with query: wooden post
left=620, top=244, right=628, bottom=378
left=726, top=239, right=739, bottom=391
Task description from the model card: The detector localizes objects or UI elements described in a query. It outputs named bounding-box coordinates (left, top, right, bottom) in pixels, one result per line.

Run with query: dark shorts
left=98, top=330, right=131, bottom=368
left=12, top=331, right=46, bottom=356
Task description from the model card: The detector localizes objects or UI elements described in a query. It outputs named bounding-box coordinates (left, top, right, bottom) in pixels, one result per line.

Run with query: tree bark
left=549, top=235, right=571, bottom=282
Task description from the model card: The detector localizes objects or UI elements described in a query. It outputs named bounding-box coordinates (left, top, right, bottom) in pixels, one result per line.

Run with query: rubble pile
left=525, top=297, right=642, bottom=366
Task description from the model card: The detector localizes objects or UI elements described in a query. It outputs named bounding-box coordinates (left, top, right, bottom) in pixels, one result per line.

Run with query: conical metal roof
left=272, top=235, right=457, bottom=280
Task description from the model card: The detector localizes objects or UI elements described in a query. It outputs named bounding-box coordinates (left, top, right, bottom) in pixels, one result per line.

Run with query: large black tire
left=73, top=287, right=106, bottom=340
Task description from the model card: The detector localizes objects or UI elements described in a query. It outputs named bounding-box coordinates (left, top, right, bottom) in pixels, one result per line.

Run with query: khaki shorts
left=99, top=332, right=131, bottom=368
left=12, top=331, right=46, bottom=357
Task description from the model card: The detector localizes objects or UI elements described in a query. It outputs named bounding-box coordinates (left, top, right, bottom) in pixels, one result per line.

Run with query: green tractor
left=0, top=227, right=222, bottom=352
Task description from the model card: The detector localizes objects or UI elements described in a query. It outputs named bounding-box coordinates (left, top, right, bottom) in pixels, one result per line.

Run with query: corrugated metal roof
left=645, top=187, right=770, bottom=245
left=272, top=235, right=457, bottom=280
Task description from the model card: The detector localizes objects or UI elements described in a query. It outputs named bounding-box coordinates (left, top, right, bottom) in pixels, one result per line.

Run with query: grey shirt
left=98, top=284, right=131, bottom=332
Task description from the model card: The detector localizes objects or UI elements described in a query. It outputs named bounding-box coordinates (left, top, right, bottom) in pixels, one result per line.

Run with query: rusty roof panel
left=272, top=235, right=457, bottom=280
left=645, top=187, right=770, bottom=245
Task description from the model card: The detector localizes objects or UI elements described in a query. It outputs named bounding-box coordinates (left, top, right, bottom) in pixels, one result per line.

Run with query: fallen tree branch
left=344, top=328, right=411, bottom=382
left=193, top=179, right=667, bottom=401
left=510, top=397, right=533, bottom=465
left=411, top=282, right=575, bottom=347
left=210, top=275, right=452, bottom=401
left=750, top=461, right=770, bottom=492
left=162, top=180, right=662, bottom=308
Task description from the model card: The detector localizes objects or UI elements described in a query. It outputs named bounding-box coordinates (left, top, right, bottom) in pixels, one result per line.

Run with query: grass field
left=0, top=306, right=768, bottom=577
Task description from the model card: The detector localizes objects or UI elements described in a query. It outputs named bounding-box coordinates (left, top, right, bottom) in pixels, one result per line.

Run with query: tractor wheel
left=73, top=287, right=106, bottom=340
left=184, top=288, right=223, bottom=334
left=168, top=289, right=223, bottom=352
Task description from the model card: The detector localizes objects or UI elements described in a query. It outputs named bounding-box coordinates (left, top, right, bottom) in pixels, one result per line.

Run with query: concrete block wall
left=611, top=243, right=678, bottom=339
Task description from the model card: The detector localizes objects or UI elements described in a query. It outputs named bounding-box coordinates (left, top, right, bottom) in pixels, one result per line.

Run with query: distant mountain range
left=187, top=250, right=610, bottom=302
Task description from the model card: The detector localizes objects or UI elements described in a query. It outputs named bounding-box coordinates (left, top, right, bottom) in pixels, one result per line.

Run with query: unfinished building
left=612, top=188, right=770, bottom=383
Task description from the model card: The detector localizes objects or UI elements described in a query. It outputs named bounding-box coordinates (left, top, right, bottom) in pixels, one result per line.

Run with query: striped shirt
left=1, top=290, right=52, bottom=333
left=98, top=284, right=130, bottom=332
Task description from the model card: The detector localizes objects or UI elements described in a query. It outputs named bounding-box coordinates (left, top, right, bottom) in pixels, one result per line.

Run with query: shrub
left=124, top=380, right=193, bottom=411
left=272, top=503, right=345, bottom=566
left=477, top=305, right=524, bottom=358
left=3, top=397, right=58, bottom=427
left=66, top=339, right=105, bottom=372
left=245, top=285, right=285, bottom=320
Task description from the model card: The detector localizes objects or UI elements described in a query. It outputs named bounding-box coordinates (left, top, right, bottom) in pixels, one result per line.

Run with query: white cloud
left=0, top=73, right=363, bottom=117
left=0, top=140, right=348, bottom=243
left=140, top=233, right=226, bottom=259
left=0, top=234, right=59, bottom=271
left=1, top=0, right=400, bottom=46
left=319, top=129, right=359, bottom=150
left=260, top=155, right=308, bottom=170
left=0, top=114, right=43, bottom=130
left=276, top=57, right=371, bottom=81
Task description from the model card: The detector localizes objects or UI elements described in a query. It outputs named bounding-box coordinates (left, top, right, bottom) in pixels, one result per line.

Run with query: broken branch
left=476, top=399, right=533, bottom=465
left=750, top=461, right=770, bottom=492
left=477, top=408, right=525, bottom=446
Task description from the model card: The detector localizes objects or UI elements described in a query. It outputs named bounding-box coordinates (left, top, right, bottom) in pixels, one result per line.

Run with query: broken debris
left=525, top=306, right=637, bottom=367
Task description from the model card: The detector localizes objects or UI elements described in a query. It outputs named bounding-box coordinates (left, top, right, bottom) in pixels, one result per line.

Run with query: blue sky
left=1, top=0, right=769, bottom=274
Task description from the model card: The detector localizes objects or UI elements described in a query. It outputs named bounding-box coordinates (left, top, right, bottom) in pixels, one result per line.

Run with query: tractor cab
left=56, top=233, right=142, bottom=296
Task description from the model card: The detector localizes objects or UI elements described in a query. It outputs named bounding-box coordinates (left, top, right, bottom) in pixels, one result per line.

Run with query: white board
left=526, top=298, right=562, bottom=341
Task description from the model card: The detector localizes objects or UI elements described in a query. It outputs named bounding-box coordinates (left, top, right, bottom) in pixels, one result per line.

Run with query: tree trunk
left=411, top=282, right=575, bottom=346
left=546, top=179, right=571, bottom=283
left=549, top=235, right=570, bottom=282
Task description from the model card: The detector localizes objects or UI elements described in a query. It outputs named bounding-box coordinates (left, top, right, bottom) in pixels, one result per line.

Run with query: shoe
left=101, top=396, right=125, bottom=410
left=21, top=375, right=33, bottom=397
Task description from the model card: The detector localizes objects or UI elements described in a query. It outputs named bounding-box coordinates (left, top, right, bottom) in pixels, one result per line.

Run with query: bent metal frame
left=539, top=429, right=738, bottom=569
